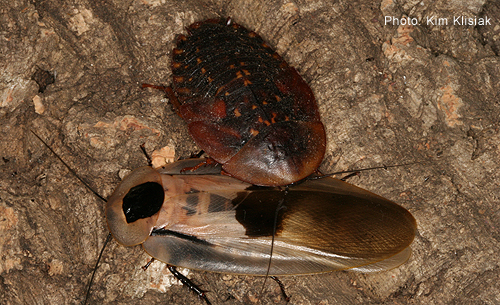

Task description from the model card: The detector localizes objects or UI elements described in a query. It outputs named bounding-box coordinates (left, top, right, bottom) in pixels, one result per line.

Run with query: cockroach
left=154, top=18, right=327, bottom=187
left=34, top=131, right=416, bottom=304
left=105, top=158, right=417, bottom=302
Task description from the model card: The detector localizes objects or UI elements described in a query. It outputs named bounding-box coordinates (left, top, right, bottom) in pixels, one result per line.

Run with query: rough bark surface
left=1, top=0, right=499, bottom=304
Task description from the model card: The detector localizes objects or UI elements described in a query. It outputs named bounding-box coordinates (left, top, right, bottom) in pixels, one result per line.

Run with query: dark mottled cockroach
left=162, top=18, right=326, bottom=187
left=106, top=158, right=416, bottom=302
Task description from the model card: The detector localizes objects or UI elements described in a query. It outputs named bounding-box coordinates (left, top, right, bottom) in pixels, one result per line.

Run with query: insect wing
left=141, top=174, right=417, bottom=275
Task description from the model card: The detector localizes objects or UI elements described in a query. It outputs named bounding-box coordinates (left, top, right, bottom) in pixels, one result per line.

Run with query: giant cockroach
left=105, top=158, right=417, bottom=303
left=34, top=131, right=416, bottom=304
left=148, top=18, right=327, bottom=187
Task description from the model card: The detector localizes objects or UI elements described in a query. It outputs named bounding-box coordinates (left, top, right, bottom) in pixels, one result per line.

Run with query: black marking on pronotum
left=151, top=228, right=213, bottom=247
left=122, top=181, right=165, bottom=223
left=31, top=67, right=55, bottom=93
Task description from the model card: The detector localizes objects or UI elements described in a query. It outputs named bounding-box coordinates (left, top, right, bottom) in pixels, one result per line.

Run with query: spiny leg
left=270, top=276, right=290, bottom=303
left=167, top=265, right=212, bottom=305
left=142, top=257, right=155, bottom=271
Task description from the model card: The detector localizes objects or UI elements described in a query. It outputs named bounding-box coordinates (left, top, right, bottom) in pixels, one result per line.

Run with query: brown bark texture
left=1, top=0, right=499, bottom=304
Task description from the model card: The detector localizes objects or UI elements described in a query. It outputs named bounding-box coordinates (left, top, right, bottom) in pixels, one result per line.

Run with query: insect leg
left=190, top=150, right=205, bottom=159
left=139, top=143, right=153, bottom=167
left=142, top=257, right=155, bottom=271
left=270, top=276, right=291, bottom=303
left=179, top=157, right=219, bottom=173
left=167, top=265, right=212, bottom=305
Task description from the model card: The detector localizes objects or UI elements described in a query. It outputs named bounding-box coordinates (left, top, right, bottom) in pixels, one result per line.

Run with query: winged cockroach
left=33, top=132, right=416, bottom=304
left=105, top=158, right=416, bottom=302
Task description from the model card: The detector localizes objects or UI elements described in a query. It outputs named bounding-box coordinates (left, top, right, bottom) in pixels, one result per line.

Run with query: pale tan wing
left=142, top=177, right=417, bottom=275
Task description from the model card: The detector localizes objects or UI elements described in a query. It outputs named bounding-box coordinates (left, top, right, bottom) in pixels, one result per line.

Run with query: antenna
left=30, top=130, right=106, bottom=202
left=30, top=130, right=109, bottom=305
left=258, top=186, right=290, bottom=302
left=310, top=160, right=429, bottom=181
